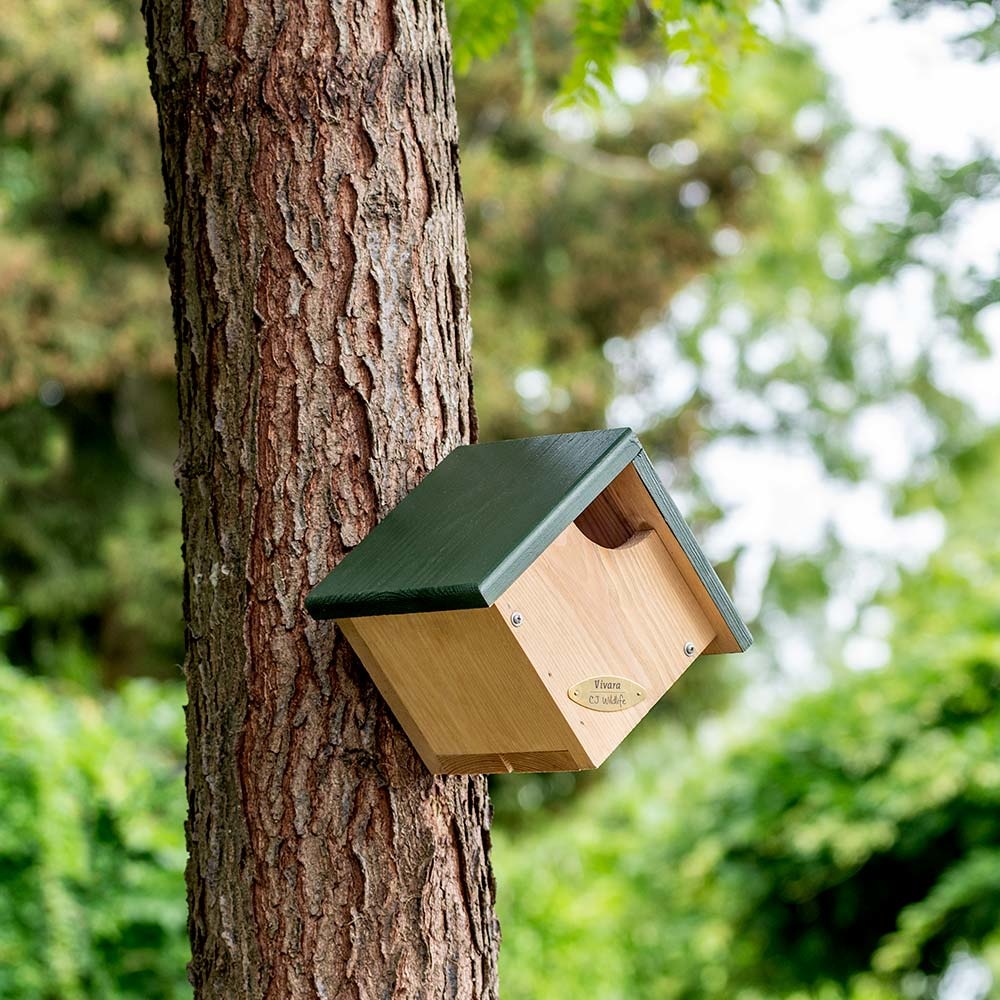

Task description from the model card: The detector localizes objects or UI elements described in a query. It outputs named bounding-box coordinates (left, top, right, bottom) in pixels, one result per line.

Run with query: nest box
left=306, top=428, right=751, bottom=775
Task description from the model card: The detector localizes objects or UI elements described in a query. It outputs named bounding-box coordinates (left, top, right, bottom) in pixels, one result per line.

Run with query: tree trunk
left=142, top=1, right=499, bottom=997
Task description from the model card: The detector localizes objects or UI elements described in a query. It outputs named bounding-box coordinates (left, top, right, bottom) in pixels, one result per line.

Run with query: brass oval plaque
left=568, top=676, right=645, bottom=712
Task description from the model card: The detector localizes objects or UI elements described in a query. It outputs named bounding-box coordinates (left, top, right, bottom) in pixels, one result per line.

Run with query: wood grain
left=341, top=606, right=590, bottom=772
left=579, top=461, right=749, bottom=654
left=497, top=521, right=715, bottom=767
left=631, top=453, right=752, bottom=652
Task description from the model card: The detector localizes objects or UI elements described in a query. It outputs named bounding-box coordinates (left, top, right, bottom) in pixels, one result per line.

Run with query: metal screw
left=510, top=611, right=524, bottom=627
left=684, top=642, right=696, bottom=656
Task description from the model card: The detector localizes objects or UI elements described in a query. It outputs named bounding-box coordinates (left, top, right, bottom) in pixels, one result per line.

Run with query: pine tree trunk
left=142, top=1, right=499, bottom=996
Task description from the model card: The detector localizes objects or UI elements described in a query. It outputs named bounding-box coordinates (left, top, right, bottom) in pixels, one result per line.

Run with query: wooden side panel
left=337, top=619, right=444, bottom=772
left=578, top=462, right=747, bottom=654
left=340, top=608, right=589, bottom=773
left=495, top=521, right=715, bottom=767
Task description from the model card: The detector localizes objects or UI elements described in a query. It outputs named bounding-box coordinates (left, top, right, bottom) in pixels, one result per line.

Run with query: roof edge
left=478, top=427, right=641, bottom=606
left=306, top=580, right=489, bottom=620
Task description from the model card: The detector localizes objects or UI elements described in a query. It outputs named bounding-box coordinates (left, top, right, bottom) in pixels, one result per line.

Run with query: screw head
left=684, top=642, right=696, bottom=656
left=510, top=611, right=524, bottom=627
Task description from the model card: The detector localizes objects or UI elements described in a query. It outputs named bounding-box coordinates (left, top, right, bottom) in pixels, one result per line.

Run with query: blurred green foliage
left=448, top=0, right=759, bottom=102
left=0, top=391, right=182, bottom=685
left=0, top=0, right=179, bottom=681
left=494, top=437, right=1000, bottom=1000
left=459, top=19, right=833, bottom=441
left=0, top=0, right=171, bottom=405
left=0, top=662, right=188, bottom=999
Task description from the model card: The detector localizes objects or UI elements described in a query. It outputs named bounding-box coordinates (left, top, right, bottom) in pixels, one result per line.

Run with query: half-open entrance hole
left=574, top=473, right=647, bottom=548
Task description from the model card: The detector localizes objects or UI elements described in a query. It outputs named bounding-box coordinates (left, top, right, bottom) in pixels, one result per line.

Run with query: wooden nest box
left=307, top=429, right=751, bottom=775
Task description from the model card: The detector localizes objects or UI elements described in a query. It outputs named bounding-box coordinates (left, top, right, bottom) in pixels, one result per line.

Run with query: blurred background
left=1, top=0, right=999, bottom=997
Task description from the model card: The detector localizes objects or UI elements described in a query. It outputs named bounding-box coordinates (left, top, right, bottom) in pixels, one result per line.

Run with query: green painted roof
left=306, top=428, right=638, bottom=618
left=305, top=428, right=751, bottom=651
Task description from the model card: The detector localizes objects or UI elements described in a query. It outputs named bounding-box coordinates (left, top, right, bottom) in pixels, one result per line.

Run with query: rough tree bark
left=142, top=1, right=499, bottom=997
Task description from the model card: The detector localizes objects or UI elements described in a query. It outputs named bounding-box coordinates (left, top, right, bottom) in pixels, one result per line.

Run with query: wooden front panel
left=495, top=520, right=716, bottom=767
